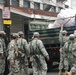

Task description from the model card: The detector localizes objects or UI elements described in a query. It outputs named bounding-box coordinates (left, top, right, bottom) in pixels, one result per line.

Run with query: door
left=24, top=23, right=29, bottom=41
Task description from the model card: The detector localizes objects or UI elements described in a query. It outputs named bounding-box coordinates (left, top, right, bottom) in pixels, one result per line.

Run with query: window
left=0, top=0, right=4, bottom=4
left=34, top=2, right=40, bottom=10
left=23, top=0, right=30, bottom=8
left=58, top=7, right=63, bottom=12
left=11, top=0, right=19, bottom=7
left=43, top=4, right=51, bottom=11
left=49, top=6, right=56, bottom=12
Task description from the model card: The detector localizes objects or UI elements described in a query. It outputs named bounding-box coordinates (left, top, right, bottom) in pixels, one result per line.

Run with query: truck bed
left=28, top=26, right=76, bottom=45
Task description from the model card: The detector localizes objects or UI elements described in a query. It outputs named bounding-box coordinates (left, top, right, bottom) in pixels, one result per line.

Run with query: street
left=47, top=68, right=59, bottom=75
left=29, top=68, right=61, bottom=75
left=47, top=72, right=58, bottom=75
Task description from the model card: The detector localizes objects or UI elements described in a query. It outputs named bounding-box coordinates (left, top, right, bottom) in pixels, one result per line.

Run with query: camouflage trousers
left=19, top=63, right=29, bottom=75
left=8, top=60, right=20, bottom=75
left=59, top=49, right=69, bottom=71
left=0, top=58, right=5, bottom=74
left=18, top=57, right=29, bottom=75
left=71, top=64, right=76, bottom=75
left=68, top=59, right=76, bottom=75
left=32, top=55, right=47, bottom=75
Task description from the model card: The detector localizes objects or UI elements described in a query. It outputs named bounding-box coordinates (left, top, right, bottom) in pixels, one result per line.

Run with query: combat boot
left=59, top=70, right=63, bottom=75
left=66, top=71, right=72, bottom=75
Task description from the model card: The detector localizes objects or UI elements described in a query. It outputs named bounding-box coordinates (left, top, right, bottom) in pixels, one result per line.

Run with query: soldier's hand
left=46, top=55, right=50, bottom=61
left=18, top=51, right=22, bottom=54
left=29, top=58, right=32, bottom=62
left=15, top=51, right=18, bottom=56
left=10, top=61, right=15, bottom=65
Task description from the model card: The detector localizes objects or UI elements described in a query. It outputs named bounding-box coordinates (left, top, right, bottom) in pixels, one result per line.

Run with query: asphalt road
left=47, top=72, right=58, bottom=75
left=29, top=68, right=61, bottom=75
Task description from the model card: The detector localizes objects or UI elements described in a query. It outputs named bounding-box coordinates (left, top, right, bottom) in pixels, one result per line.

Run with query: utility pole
left=2, top=1, right=11, bottom=75
left=2, top=0, right=11, bottom=43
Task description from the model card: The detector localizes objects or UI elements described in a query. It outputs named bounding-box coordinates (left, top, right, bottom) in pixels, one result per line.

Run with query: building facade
left=0, top=0, right=66, bottom=37
left=71, top=0, right=76, bottom=13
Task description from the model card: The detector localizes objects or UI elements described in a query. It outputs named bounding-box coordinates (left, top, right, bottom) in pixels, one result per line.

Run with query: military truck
left=27, top=20, right=76, bottom=71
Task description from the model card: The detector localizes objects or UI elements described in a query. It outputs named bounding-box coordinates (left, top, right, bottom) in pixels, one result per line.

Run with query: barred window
left=23, top=0, right=30, bottom=8
left=43, top=4, right=51, bottom=11
left=34, top=2, right=40, bottom=10
left=11, top=0, right=19, bottom=7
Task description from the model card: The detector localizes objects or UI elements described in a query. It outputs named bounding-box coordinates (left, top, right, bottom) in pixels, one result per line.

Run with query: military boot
left=66, top=71, right=72, bottom=75
left=59, top=70, right=63, bottom=75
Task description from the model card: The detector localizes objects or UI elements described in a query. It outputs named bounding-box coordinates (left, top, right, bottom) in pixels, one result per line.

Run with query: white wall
left=71, top=0, right=76, bottom=13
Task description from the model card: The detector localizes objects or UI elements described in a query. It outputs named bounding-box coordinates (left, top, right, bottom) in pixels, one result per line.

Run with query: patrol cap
left=62, top=30, right=67, bottom=34
left=69, top=34, right=75, bottom=40
left=12, top=33, right=19, bottom=38
left=18, top=31, right=24, bottom=36
left=0, top=31, right=6, bottom=35
left=33, top=32, right=40, bottom=37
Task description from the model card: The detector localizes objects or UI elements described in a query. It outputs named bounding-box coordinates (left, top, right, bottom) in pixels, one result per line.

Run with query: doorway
left=24, top=23, right=29, bottom=41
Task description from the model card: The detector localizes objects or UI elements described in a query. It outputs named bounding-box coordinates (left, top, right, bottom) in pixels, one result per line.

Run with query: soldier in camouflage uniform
left=63, top=34, right=76, bottom=75
left=7, top=33, right=20, bottom=75
left=17, top=31, right=30, bottom=75
left=0, top=31, right=6, bottom=75
left=59, top=24, right=69, bottom=75
left=29, top=32, right=50, bottom=75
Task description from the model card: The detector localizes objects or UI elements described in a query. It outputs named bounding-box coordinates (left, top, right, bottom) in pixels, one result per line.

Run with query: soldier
left=0, top=31, right=10, bottom=75
left=29, top=32, right=50, bottom=75
left=63, top=34, right=76, bottom=75
left=17, top=31, right=30, bottom=75
left=0, top=31, right=6, bottom=75
left=59, top=24, right=69, bottom=75
left=7, top=33, right=20, bottom=75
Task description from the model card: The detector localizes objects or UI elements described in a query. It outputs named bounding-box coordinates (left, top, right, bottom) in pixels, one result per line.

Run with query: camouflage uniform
left=59, top=25, right=69, bottom=73
left=63, top=34, right=76, bottom=75
left=17, top=31, right=29, bottom=75
left=29, top=32, right=49, bottom=75
left=7, top=33, right=20, bottom=75
left=0, top=32, right=6, bottom=75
